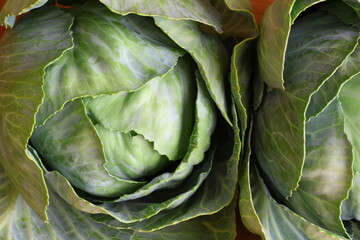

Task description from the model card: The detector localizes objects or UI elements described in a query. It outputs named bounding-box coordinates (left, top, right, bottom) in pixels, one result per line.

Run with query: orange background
left=0, top=0, right=274, bottom=239
left=252, top=0, right=274, bottom=23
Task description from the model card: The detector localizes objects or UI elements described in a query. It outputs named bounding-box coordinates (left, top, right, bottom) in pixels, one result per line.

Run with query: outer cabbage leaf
left=98, top=0, right=222, bottom=33
left=131, top=197, right=237, bottom=240
left=256, top=0, right=295, bottom=89
left=0, top=159, right=237, bottom=240
left=0, top=160, right=134, bottom=240
left=240, top=132, right=347, bottom=240
left=0, top=5, right=73, bottom=220
left=247, top=165, right=348, bottom=240
left=239, top=117, right=265, bottom=239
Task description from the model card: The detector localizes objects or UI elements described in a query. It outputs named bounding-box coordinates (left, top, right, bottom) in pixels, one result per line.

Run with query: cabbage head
left=239, top=0, right=360, bottom=239
left=0, top=0, right=257, bottom=238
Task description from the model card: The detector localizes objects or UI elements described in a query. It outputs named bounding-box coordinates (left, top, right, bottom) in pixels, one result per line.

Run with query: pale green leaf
left=83, top=57, right=195, bottom=161
left=37, top=1, right=184, bottom=125
left=44, top=170, right=108, bottom=215
left=92, top=101, right=240, bottom=231
left=31, top=100, right=145, bottom=198
left=106, top=71, right=216, bottom=202
left=94, top=125, right=169, bottom=180
left=155, top=16, right=232, bottom=125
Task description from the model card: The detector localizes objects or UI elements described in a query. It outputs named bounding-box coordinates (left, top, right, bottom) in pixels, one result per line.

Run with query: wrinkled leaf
left=31, top=100, right=144, bottom=198
left=155, top=16, right=232, bottom=125
left=0, top=5, right=73, bottom=220
left=287, top=99, right=352, bottom=237
left=37, top=1, right=184, bottom=125
left=99, top=0, right=222, bottom=33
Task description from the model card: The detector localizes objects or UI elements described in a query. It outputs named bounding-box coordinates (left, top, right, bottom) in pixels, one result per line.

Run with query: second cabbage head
left=239, top=0, right=360, bottom=239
